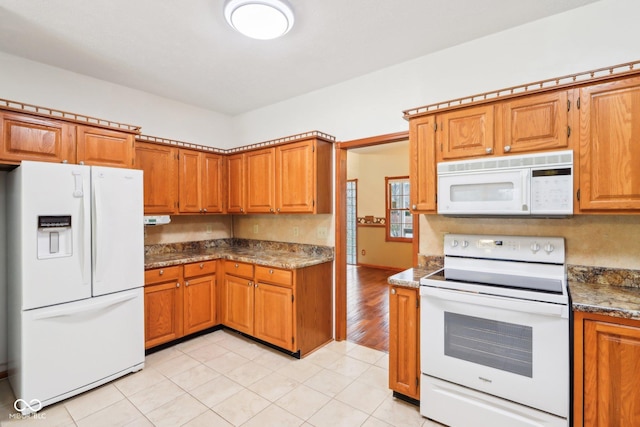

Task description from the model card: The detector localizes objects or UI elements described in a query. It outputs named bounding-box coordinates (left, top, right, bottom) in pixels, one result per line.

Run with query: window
left=386, top=176, right=412, bottom=242
left=346, top=179, right=357, bottom=265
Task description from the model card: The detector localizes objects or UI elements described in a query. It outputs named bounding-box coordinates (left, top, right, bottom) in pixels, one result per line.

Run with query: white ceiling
left=0, top=0, right=600, bottom=116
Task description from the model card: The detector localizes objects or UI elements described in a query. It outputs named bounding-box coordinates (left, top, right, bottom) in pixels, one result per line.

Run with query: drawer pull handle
left=269, top=269, right=274, bottom=274
left=199, top=263, right=204, bottom=269
left=159, top=269, right=164, bottom=275
left=391, top=288, right=396, bottom=295
left=235, top=263, right=239, bottom=268
left=176, top=282, right=180, bottom=288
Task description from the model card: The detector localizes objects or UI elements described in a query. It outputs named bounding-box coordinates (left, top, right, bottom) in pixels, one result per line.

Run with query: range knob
left=461, top=240, right=469, bottom=248
left=450, top=240, right=459, bottom=248
left=544, top=243, right=555, bottom=254
left=531, top=242, right=540, bottom=253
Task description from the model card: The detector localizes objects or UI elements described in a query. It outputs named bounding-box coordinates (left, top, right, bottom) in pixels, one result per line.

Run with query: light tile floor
left=0, top=330, right=443, bottom=426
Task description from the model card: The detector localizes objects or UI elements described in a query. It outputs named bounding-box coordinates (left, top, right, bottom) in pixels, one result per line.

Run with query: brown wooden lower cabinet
left=223, top=261, right=333, bottom=356
left=388, top=285, right=420, bottom=401
left=574, top=311, right=640, bottom=427
left=144, top=261, right=217, bottom=349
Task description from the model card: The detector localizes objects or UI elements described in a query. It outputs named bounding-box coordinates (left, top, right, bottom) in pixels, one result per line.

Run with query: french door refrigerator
left=7, top=161, right=144, bottom=415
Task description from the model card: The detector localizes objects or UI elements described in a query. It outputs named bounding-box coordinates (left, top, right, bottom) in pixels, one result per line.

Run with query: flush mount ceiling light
left=224, top=0, right=294, bottom=40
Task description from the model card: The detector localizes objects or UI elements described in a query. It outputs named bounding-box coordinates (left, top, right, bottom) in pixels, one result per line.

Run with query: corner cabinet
left=389, top=285, right=420, bottom=401
left=144, top=261, right=218, bottom=349
left=578, top=76, right=640, bottom=211
left=226, top=153, right=246, bottom=214
left=222, top=260, right=332, bottom=356
left=574, top=311, right=640, bottom=427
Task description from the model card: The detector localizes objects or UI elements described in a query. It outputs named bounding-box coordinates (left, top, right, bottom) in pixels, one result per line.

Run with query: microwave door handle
left=522, top=170, right=530, bottom=212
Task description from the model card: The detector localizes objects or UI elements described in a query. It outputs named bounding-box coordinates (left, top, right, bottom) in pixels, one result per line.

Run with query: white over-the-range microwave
left=437, top=150, right=573, bottom=217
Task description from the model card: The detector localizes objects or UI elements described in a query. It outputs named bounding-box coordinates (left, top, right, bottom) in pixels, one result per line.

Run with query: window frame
left=385, top=175, right=413, bottom=243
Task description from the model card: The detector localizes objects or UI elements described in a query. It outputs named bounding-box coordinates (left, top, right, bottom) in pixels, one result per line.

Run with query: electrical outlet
left=253, top=224, right=259, bottom=234
left=206, top=224, right=213, bottom=234
left=293, top=226, right=299, bottom=237
left=317, top=226, right=328, bottom=239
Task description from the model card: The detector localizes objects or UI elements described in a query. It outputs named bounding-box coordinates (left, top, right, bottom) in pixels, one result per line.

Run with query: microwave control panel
left=530, top=167, right=573, bottom=215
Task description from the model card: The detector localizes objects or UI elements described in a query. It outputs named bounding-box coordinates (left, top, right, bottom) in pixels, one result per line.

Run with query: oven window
left=444, top=312, right=533, bottom=377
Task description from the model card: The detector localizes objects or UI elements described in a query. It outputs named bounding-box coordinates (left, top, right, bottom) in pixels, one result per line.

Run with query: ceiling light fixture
left=224, top=0, right=294, bottom=40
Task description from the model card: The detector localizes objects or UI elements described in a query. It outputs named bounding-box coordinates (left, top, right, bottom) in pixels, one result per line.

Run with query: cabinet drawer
left=226, top=261, right=254, bottom=279
left=255, top=265, right=293, bottom=286
left=184, top=260, right=217, bottom=278
left=145, top=266, right=181, bottom=285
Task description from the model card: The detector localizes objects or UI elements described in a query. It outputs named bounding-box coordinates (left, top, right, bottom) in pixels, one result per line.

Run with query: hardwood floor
left=346, top=264, right=398, bottom=353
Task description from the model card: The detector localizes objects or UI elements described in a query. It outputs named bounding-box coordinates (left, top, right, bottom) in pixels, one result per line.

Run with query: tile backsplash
left=144, top=215, right=232, bottom=245
left=419, top=214, right=640, bottom=269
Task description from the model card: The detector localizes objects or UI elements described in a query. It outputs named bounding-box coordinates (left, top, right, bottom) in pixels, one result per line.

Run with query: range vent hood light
left=143, top=215, right=171, bottom=226
left=224, top=0, right=294, bottom=40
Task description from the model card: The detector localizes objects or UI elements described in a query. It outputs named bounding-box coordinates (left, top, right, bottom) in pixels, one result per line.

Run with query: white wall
left=232, top=0, right=640, bottom=145
left=0, top=172, right=6, bottom=372
left=0, top=52, right=234, bottom=149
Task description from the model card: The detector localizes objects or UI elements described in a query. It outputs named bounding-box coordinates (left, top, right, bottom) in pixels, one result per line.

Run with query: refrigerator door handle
left=32, top=292, right=139, bottom=320
left=93, top=177, right=102, bottom=284
left=72, top=171, right=84, bottom=198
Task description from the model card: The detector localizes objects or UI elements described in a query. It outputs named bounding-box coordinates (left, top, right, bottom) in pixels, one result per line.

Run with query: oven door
left=420, top=285, right=568, bottom=418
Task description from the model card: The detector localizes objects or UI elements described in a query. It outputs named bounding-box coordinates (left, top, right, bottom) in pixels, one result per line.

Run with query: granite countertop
left=388, top=260, right=640, bottom=321
left=145, top=239, right=334, bottom=270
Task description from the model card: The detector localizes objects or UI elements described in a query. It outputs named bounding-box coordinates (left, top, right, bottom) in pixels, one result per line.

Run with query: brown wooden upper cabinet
left=0, top=111, right=76, bottom=164
left=232, top=138, right=333, bottom=215
left=409, top=115, right=437, bottom=213
left=246, top=147, right=276, bottom=213
left=578, top=76, right=640, bottom=211
left=76, top=125, right=135, bottom=168
left=500, top=91, right=570, bottom=155
left=276, top=139, right=332, bottom=214
left=226, top=153, right=246, bottom=214
left=178, top=149, right=225, bottom=214
left=134, top=142, right=178, bottom=215
left=436, top=104, right=495, bottom=161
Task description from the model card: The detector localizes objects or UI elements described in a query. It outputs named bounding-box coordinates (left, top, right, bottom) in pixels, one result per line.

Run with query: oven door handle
left=420, top=286, right=569, bottom=318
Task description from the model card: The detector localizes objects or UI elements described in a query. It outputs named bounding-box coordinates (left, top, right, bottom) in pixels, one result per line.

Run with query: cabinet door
left=276, top=141, right=315, bottom=213
left=246, top=148, right=276, bottom=213
left=388, top=286, right=420, bottom=400
left=583, top=319, right=640, bottom=426
left=579, top=77, right=640, bottom=211
left=76, top=126, right=134, bottom=168
left=223, top=274, right=254, bottom=335
left=134, top=142, right=178, bottom=214
left=501, top=91, right=569, bottom=155
left=254, top=282, right=294, bottom=351
left=409, top=115, right=437, bottom=212
left=437, top=105, right=494, bottom=161
left=227, top=153, right=245, bottom=213
left=201, top=152, right=224, bottom=213
left=0, top=112, right=75, bottom=164
left=178, top=149, right=202, bottom=213
left=144, top=281, right=183, bottom=349
left=183, top=274, right=216, bottom=335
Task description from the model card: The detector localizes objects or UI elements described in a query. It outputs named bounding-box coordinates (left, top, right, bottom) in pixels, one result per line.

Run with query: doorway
left=335, top=132, right=418, bottom=349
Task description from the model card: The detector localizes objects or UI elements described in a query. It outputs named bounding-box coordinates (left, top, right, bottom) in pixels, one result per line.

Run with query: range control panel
left=444, top=233, right=565, bottom=264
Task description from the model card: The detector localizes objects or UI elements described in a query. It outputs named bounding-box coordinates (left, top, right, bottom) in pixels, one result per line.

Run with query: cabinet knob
left=485, top=147, right=493, bottom=154
left=504, top=145, right=511, bottom=153
left=270, top=208, right=274, bottom=213
left=269, top=269, right=274, bottom=274
left=203, top=209, right=207, bottom=213
left=235, top=263, right=239, bottom=268
left=412, top=204, right=417, bottom=210
left=176, top=282, right=180, bottom=288
left=199, top=263, right=204, bottom=269
left=276, top=208, right=280, bottom=212
left=255, top=283, right=258, bottom=288
left=159, top=269, right=164, bottom=275
left=391, top=288, right=396, bottom=295
left=240, top=208, right=244, bottom=212
left=248, top=281, right=253, bottom=286
left=79, top=161, right=85, bottom=165
left=185, top=281, right=189, bottom=287
left=62, top=160, right=68, bottom=164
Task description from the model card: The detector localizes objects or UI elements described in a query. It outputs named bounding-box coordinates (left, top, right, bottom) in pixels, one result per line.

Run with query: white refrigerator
left=7, top=161, right=145, bottom=415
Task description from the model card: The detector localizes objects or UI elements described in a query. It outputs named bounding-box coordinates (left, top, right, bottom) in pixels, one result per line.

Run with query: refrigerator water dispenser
left=37, top=215, right=73, bottom=259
